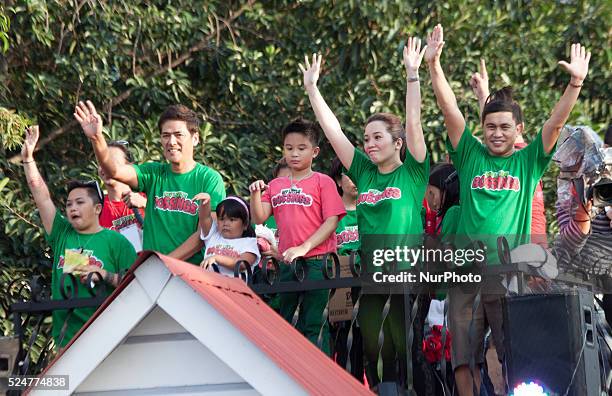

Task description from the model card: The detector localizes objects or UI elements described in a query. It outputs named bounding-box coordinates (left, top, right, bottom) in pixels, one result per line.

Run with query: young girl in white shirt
left=196, top=193, right=260, bottom=278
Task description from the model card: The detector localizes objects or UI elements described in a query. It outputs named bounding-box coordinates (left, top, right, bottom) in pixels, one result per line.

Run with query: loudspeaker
left=503, top=290, right=601, bottom=396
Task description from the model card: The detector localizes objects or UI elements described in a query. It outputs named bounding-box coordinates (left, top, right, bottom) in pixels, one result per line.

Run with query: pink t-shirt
left=262, top=172, right=346, bottom=258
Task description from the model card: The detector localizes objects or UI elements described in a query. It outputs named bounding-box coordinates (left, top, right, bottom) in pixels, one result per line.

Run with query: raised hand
left=470, top=58, right=489, bottom=100
left=424, top=24, right=445, bottom=64
left=558, top=43, right=591, bottom=84
left=403, top=37, right=427, bottom=73
left=22, top=125, right=40, bottom=162
left=74, top=100, right=103, bottom=139
left=193, top=192, right=211, bottom=207
left=249, top=180, right=268, bottom=193
left=299, top=53, right=322, bottom=89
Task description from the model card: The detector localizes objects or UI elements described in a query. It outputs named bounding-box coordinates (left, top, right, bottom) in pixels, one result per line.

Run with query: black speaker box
left=503, top=290, right=601, bottom=396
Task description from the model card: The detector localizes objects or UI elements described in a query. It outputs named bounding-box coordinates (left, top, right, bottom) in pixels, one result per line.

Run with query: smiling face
left=483, top=112, right=523, bottom=157
left=363, top=120, right=402, bottom=165
left=283, top=132, right=319, bottom=172
left=160, top=120, right=198, bottom=165
left=66, top=188, right=101, bottom=231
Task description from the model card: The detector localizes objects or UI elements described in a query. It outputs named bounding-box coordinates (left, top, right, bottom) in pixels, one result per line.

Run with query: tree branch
left=9, top=1, right=254, bottom=163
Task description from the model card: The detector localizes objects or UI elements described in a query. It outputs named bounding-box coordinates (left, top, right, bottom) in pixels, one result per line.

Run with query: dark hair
left=66, top=180, right=104, bottom=207
left=158, top=104, right=201, bottom=135
left=108, top=140, right=133, bottom=163
left=428, top=163, right=459, bottom=218
left=281, top=118, right=321, bottom=146
left=272, top=158, right=289, bottom=178
left=605, top=124, right=612, bottom=147
left=329, top=157, right=344, bottom=195
left=216, top=196, right=256, bottom=238
left=481, top=86, right=523, bottom=125
left=365, top=112, right=406, bottom=162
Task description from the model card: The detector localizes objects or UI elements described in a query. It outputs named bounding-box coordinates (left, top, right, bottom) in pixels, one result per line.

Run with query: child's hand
left=261, top=244, right=281, bottom=260
left=200, top=255, right=217, bottom=270
left=249, top=180, right=268, bottom=193
left=194, top=193, right=211, bottom=207
left=282, top=245, right=309, bottom=263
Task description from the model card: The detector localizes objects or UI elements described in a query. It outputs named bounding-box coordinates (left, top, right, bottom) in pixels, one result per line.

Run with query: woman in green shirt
left=300, top=37, right=429, bottom=388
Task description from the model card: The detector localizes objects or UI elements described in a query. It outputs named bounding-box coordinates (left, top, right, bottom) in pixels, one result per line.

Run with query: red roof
left=39, top=251, right=372, bottom=396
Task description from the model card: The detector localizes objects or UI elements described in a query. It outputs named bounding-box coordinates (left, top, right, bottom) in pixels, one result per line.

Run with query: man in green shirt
left=426, top=24, right=591, bottom=395
left=22, top=126, right=137, bottom=348
left=75, top=101, right=226, bottom=264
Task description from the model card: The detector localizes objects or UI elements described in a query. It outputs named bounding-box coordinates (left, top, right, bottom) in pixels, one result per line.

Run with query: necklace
left=76, top=226, right=103, bottom=254
left=290, top=170, right=313, bottom=189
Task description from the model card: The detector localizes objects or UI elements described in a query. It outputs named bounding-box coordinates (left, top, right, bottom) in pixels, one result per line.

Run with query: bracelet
left=407, top=77, right=419, bottom=83
left=569, top=81, right=583, bottom=88
left=22, top=160, right=35, bottom=164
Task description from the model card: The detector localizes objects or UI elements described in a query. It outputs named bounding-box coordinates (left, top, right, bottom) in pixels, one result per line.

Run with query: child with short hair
left=250, top=119, right=346, bottom=355
left=196, top=193, right=260, bottom=277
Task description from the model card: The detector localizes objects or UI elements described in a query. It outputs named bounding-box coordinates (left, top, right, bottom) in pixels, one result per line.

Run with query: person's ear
left=192, top=134, right=199, bottom=147
left=396, top=138, right=403, bottom=151
left=95, top=203, right=102, bottom=216
left=313, top=146, right=320, bottom=158
left=516, top=122, right=525, bottom=136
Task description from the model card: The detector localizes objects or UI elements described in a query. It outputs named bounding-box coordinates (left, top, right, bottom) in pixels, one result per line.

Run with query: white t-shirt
left=200, top=222, right=260, bottom=277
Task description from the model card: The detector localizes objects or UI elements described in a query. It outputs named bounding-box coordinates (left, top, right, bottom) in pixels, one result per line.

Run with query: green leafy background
left=0, top=0, right=610, bottom=364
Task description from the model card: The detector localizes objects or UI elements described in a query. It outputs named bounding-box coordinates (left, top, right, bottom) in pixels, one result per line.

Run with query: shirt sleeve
left=522, top=128, right=556, bottom=181
left=319, top=174, right=347, bottom=222
left=201, top=221, right=217, bottom=242
left=44, top=211, right=71, bottom=249
left=403, top=150, right=430, bottom=185
left=261, top=179, right=273, bottom=204
left=113, top=233, right=138, bottom=273
left=237, top=237, right=261, bottom=267
left=554, top=178, right=590, bottom=257
left=347, top=148, right=375, bottom=189
left=133, top=162, right=160, bottom=194
left=445, top=125, right=478, bottom=172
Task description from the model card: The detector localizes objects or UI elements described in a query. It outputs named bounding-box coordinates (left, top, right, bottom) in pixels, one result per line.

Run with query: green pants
left=358, top=294, right=407, bottom=382
left=279, top=258, right=330, bottom=356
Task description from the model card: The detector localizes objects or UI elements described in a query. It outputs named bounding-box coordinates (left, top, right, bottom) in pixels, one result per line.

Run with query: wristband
left=407, top=77, right=419, bottom=83
left=22, top=160, right=35, bottom=164
left=569, top=81, right=583, bottom=88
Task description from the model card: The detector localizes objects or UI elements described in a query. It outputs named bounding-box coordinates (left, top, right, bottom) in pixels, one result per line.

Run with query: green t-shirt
left=447, top=127, right=554, bottom=264
left=336, top=209, right=360, bottom=256
left=134, top=162, right=226, bottom=264
left=440, top=205, right=460, bottom=240
left=45, top=211, right=137, bottom=347
left=347, top=148, right=429, bottom=270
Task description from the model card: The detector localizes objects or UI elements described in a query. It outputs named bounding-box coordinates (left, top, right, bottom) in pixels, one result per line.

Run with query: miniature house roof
left=32, top=252, right=371, bottom=396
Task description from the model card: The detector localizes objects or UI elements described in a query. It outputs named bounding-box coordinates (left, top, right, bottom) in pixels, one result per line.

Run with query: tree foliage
left=0, top=0, right=610, bottom=344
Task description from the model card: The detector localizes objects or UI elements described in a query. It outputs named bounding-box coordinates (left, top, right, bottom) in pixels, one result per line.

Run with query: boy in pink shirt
left=250, top=119, right=346, bottom=355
